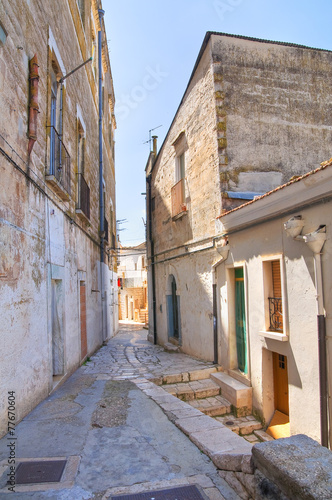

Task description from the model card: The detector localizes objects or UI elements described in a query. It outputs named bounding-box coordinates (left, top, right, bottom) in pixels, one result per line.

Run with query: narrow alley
left=0, top=324, right=242, bottom=500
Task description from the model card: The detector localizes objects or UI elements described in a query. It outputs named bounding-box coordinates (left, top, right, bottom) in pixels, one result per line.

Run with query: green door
left=235, top=268, right=248, bottom=374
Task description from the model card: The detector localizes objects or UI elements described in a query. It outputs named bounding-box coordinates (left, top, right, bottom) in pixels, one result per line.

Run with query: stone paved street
left=0, top=323, right=242, bottom=500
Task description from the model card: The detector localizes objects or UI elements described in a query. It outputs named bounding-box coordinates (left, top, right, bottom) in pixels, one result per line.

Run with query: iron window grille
left=76, top=173, right=90, bottom=219
left=268, top=297, right=283, bottom=332
left=47, top=125, right=71, bottom=196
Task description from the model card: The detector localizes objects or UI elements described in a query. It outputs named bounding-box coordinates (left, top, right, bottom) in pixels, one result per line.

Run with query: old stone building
left=118, top=243, right=148, bottom=324
left=0, top=0, right=117, bottom=437
left=146, top=32, right=332, bottom=445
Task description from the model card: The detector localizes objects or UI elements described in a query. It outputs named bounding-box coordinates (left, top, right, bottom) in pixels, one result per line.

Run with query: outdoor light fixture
left=303, top=225, right=326, bottom=254
left=283, top=215, right=305, bottom=238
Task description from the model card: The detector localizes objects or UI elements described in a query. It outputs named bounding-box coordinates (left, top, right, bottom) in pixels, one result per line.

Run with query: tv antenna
left=143, top=125, right=162, bottom=151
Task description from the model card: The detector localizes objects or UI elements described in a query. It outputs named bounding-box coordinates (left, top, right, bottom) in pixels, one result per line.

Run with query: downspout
left=291, top=224, right=329, bottom=447
left=147, top=173, right=157, bottom=345
left=314, top=252, right=328, bottom=448
left=98, top=8, right=105, bottom=340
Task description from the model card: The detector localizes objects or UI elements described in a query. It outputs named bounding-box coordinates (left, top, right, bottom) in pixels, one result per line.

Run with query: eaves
left=219, top=162, right=332, bottom=235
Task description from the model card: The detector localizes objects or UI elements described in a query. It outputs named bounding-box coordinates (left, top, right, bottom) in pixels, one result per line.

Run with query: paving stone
left=175, top=415, right=224, bottom=436
left=254, top=430, right=274, bottom=442
left=204, top=487, right=227, bottom=499
left=218, top=471, right=251, bottom=500
left=238, top=420, right=262, bottom=436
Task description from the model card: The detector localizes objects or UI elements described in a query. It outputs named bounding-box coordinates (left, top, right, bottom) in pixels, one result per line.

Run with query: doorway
left=167, top=274, right=180, bottom=341
left=80, top=281, right=87, bottom=361
left=235, top=268, right=248, bottom=374
left=267, top=352, right=290, bottom=439
left=273, top=352, right=289, bottom=415
left=51, top=279, right=64, bottom=377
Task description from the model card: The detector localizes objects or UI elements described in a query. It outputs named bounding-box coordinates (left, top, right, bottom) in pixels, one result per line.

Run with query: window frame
left=260, top=255, right=289, bottom=341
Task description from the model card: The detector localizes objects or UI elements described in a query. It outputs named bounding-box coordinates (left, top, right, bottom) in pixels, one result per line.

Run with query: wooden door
left=80, top=282, right=87, bottom=360
left=273, top=352, right=289, bottom=415
left=235, top=268, right=248, bottom=374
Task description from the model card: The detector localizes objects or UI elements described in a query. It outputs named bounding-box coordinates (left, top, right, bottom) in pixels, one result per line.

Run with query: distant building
left=0, top=0, right=117, bottom=437
left=146, top=32, right=332, bottom=446
left=118, top=243, right=148, bottom=324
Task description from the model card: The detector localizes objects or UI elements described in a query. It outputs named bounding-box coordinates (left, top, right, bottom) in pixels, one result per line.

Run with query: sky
left=104, top=0, right=332, bottom=247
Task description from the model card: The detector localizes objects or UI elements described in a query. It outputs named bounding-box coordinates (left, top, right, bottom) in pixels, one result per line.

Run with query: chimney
left=152, top=135, right=158, bottom=156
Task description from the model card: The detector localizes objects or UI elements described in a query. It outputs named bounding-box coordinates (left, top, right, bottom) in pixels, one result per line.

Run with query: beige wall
left=216, top=200, right=332, bottom=442
left=0, top=0, right=117, bottom=437
left=211, top=34, right=332, bottom=203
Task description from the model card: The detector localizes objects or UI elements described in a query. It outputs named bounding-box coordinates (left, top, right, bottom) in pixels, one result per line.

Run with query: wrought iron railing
left=47, top=126, right=71, bottom=196
left=171, top=178, right=186, bottom=217
left=76, top=173, right=90, bottom=219
left=268, top=297, right=283, bottom=332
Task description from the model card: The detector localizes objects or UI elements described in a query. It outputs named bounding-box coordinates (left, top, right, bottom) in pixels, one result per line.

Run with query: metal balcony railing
left=171, top=178, right=186, bottom=218
left=47, top=126, right=71, bottom=197
left=268, top=297, right=283, bottom=332
left=76, top=173, right=90, bottom=220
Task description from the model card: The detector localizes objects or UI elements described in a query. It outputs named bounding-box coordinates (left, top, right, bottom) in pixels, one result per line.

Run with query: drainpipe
left=313, top=252, right=329, bottom=448
left=98, top=8, right=106, bottom=340
left=147, top=173, right=157, bottom=344
left=301, top=227, right=328, bottom=448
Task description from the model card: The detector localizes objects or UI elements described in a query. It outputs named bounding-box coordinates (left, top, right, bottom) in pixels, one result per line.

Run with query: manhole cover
left=15, top=460, right=67, bottom=484
left=225, top=421, right=234, bottom=426
left=111, top=484, right=207, bottom=500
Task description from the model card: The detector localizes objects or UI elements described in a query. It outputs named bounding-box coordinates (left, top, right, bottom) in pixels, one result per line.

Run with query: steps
left=211, top=372, right=252, bottom=417
left=159, top=368, right=264, bottom=442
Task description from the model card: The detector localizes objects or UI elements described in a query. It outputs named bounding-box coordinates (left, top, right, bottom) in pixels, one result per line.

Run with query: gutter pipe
left=98, top=8, right=106, bottom=341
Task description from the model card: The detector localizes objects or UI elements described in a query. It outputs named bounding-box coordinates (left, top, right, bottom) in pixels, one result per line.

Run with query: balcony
left=268, top=297, right=283, bottom=332
left=171, top=178, right=187, bottom=218
left=76, top=173, right=90, bottom=221
left=46, top=126, right=71, bottom=201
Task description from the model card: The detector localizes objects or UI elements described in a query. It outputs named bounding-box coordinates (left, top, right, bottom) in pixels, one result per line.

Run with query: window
left=0, top=21, right=8, bottom=47
left=262, top=258, right=285, bottom=335
left=76, top=120, right=90, bottom=220
left=269, top=260, right=283, bottom=332
left=46, top=57, right=71, bottom=200
left=171, top=132, right=188, bottom=218
left=77, top=0, right=85, bottom=27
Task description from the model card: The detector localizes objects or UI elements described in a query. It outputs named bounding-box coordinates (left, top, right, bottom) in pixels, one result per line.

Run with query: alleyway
left=0, top=324, right=241, bottom=499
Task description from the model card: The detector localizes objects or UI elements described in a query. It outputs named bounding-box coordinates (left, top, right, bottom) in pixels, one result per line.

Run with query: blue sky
left=104, top=0, right=332, bottom=246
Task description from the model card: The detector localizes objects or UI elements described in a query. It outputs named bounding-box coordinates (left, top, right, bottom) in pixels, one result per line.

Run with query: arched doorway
left=167, top=274, right=180, bottom=341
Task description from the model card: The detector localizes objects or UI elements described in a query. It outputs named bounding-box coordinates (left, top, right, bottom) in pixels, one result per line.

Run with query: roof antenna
left=143, top=125, right=162, bottom=151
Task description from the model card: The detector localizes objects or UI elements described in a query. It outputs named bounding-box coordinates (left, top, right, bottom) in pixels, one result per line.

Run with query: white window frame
left=260, top=254, right=289, bottom=341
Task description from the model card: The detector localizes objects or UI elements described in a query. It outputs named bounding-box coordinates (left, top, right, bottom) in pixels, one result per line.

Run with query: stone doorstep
left=210, top=372, right=252, bottom=414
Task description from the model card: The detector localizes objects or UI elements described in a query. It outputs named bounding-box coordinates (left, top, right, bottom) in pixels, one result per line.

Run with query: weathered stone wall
left=211, top=34, right=332, bottom=203
left=0, top=0, right=117, bottom=437
left=152, top=43, right=220, bottom=255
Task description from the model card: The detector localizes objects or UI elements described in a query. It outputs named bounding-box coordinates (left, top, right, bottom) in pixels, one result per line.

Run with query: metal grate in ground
left=15, top=460, right=67, bottom=484
left=111, top=484, right=208, bottom=500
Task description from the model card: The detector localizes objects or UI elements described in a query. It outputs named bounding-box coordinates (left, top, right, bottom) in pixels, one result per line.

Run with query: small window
left=77, top=0, right=85, bottom=27
left=0, top=22, right=8, bottom=48
left=263, top=259, right=283, bottom=333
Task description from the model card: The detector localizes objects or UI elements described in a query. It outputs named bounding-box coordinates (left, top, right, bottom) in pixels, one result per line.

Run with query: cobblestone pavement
left=0, top=323, right=242, bottom=499
left=83, top=321, right=217, bottom=381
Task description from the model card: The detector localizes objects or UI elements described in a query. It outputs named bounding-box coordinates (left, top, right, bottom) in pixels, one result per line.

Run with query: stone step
left=188, top=395, right=232, bottom=417
left=211, top=372, right=252, bottom=417
left=215, top=414, right=262, bottom=436
left=163, top=379, right=221, bottom=401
